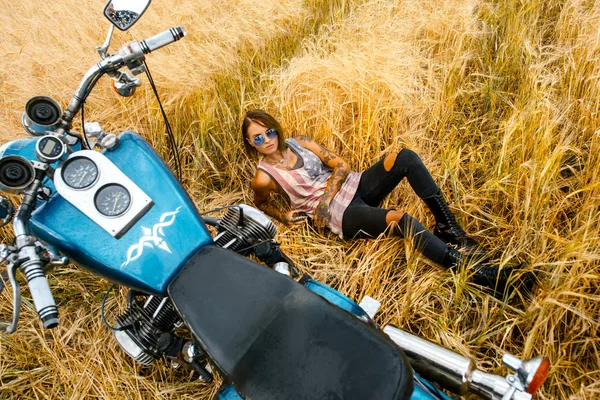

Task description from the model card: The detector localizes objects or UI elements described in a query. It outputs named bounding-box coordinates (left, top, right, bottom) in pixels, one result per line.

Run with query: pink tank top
left=257, top=138, right=361, bottom=238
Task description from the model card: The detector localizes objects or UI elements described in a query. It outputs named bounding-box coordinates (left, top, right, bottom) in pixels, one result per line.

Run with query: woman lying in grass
left=241, top=109, right=536, bottom=298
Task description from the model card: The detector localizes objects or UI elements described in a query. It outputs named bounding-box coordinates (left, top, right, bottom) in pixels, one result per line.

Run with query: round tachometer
left=95, top=184, right=131, bottom=217
left=62, top=157, right=99, bottom=189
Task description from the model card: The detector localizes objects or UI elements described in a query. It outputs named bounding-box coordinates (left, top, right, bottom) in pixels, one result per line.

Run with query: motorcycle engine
left=213, top=204, right=277, bottom=253
left=113, top=292, right=181, bottom=366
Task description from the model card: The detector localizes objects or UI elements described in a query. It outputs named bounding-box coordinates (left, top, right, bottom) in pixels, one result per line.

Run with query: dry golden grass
left=1, top=0, right=599, bottom=398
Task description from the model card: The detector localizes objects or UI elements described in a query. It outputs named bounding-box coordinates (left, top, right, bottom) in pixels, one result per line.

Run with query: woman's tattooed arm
left=256, top=201, right=290, bottom=225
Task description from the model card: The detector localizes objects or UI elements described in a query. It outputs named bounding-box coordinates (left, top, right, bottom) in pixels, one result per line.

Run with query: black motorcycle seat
left=168, top=245, right=413, bottom=400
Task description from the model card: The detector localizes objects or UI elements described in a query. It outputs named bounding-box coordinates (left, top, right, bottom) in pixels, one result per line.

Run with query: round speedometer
left=95, top=184, right=131, bottom=217
left=62, top=158, right=99, bottom=189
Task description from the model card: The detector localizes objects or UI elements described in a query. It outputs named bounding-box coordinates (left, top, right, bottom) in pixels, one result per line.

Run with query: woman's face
left=246, top=121, right=280, bottom=155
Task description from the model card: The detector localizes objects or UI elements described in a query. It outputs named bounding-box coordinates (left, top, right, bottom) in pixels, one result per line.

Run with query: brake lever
left=1, top=243, right=23, bottom=333
left=0, top=244, right=13, bottom=295
left=0, top=271, right=7, bottom=294
left=0, top=263, right=21, bottom=333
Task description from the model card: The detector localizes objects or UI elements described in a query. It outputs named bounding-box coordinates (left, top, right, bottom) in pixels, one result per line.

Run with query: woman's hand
left=313, top=202, right=330, bottom=232
left=283, top=210, right=309, bottom=229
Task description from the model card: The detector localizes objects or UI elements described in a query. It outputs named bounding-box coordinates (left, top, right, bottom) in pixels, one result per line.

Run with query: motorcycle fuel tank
left=28, top=131, right=213, bottom=295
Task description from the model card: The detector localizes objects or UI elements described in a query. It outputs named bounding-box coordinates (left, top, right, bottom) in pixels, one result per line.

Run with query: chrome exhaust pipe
left=383, top=325, right=548, bottom=400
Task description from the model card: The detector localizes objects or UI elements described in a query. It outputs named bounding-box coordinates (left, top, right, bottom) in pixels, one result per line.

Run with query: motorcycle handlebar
left=61, top=26, right=187, bottom=128
left=21, top=260, right=59, bottom=329
left=139, top=26, right=186, bottom=54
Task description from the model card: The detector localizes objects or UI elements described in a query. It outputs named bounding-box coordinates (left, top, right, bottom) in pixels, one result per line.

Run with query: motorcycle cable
left=65, top=129, right=87, bottom=149
left=74, top=71, right=104, bottom=150
left=101, top=283, right=135, bottom=331
left=199, top=205, right=243, bottom=215
left=233, top=239, right=275, bottom=254
left=79, top=105, right=92, bottom=150
left=143, top=60, right=182, bottom=182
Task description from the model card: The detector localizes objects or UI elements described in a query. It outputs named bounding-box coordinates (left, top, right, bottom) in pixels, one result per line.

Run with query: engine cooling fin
left=114, top=294, right=180, bottom=366
left=213, top=205, right=277, bottom=253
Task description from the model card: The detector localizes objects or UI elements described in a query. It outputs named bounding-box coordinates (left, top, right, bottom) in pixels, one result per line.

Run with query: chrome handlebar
left=14, top=167, right=59, bottom=330
left=59, top=26, right=187, bottom=131
left=0, top=164, right=68, bottom=333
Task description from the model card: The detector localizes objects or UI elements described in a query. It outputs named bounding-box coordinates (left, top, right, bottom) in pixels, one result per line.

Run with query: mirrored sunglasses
left=252, top=128, right=278, bottom=146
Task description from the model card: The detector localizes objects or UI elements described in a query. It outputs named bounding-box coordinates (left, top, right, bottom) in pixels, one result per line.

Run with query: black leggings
left=341, top=148, right=438, bottom=238
left=341, top=149, right=448, bottom=264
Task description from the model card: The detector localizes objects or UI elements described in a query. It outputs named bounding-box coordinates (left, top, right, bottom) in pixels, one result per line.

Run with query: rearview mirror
left=104, top=0, right=151, bottom=31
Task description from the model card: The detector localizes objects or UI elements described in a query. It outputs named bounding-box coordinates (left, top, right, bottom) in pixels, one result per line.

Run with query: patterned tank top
left=257, top=138, right=362, bottom=238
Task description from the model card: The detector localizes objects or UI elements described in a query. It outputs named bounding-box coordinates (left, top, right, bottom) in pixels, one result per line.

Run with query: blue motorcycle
left=0, top=1, right=549, bottom=399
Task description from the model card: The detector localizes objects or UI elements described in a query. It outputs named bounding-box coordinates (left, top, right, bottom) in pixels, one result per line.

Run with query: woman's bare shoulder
left=251, top=169, right=276, bottom=192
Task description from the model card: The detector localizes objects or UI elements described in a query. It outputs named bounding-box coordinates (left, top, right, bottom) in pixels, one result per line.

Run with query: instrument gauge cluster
left=95, top=184, right=131, bottom=217
left=62, top=158, right=99, bottom=189
left=35, top=135, right=66, bottom=163
left=54, top=150, right=153, bottom=238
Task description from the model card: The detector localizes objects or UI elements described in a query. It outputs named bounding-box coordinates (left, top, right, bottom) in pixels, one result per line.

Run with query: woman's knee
left=398, top=148, right=422, bottom=163
left=383, top=152, right=399, bottom=172
left=383, top=148, right=423, bottom=172
left=385, top=210, right=405, bottom=225
left=394, top=148, right=424, bottom=169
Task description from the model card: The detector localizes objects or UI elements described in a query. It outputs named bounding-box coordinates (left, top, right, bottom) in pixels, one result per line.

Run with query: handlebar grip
left=140, top=26, right=186, bottom=54
left=21, top=261, right=59, bottom=329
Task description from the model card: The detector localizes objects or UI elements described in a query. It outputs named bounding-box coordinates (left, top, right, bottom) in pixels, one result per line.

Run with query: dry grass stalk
left=1, top=0, right=599, bottom=398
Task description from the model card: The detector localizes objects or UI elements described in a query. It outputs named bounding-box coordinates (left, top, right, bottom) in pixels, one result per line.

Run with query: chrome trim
left=238, top=204, right=278, bottom=236
left=152, top=297, right=169, bottom=319
left=2, top=176, right=50, bottom=333
left=358, top=296, right=381, bottom=319
left=54, top=150, right=153, bottom=238
left=1, top=263, right=21, bottom=333
left=96, top=24, right=115, bottom=59
left=22, top=96, right=63, bottom=136
left=383, top=325, right=532, bottom=400
left=143, top=295, right=155, bottom=308
left=34, top=135, right=66, bottom=163
left=114, top=328, right=154, bottom=365
left=273, top=262, right=291, bottom=276
left=384, top=325, right=474, bottom=395
left=0, top=156, right=36, bottom=194
left=222, top=238, right=237, bottom=249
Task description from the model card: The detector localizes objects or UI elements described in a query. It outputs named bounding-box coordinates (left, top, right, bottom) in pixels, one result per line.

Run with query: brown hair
left=241, top=109, right=286, bottom=156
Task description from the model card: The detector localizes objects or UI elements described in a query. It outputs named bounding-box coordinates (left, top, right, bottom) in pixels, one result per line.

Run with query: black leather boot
left=422, top=190, right=484, bottom=256
left=439, top=247, right=537, bottom=299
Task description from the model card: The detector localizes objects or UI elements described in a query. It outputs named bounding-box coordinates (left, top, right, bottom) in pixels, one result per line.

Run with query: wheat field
left=1, top=0, right=599, bottom=399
